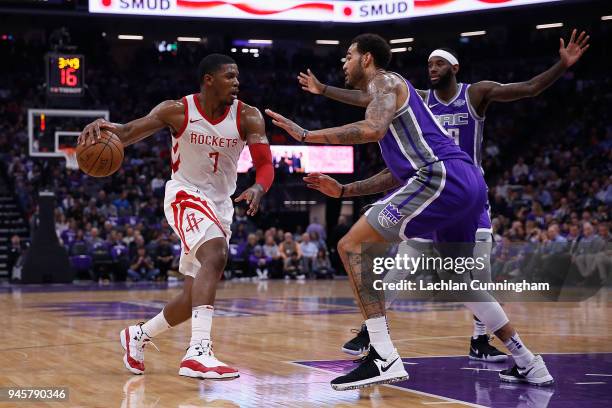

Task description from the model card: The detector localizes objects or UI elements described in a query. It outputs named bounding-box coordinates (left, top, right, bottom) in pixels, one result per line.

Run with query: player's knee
left=207, top=247, right=228, bottom=273
left=337, top=236, right=348, bottom=255
left=337, top=235, right=358, bottom=255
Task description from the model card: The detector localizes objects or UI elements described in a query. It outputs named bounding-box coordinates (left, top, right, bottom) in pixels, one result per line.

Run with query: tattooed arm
left=298, top=69, right=372, bottom=107
left=266, top=72, right=400, bottom=145
left=299, top=69, right=428, bottom=107
left=303, top=168, right=400, bottom=198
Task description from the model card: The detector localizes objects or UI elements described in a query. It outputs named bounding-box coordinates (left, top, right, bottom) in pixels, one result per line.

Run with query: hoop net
left=59, top=147, right=79, bottom=170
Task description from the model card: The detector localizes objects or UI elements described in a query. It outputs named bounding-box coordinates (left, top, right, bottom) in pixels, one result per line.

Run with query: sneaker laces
left=192, top=340, right=214, bottom=357
left=132, top=323, right=160, bottom=357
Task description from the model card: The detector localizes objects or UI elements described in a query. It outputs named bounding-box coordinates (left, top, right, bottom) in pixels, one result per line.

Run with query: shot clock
left=46, top=53, right=85, bottom=96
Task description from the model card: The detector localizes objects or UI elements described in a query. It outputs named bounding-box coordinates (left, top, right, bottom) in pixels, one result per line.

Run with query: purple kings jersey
left=426, top=83, right=485, bottom=172
left=378, top=73, right=473, bottom=183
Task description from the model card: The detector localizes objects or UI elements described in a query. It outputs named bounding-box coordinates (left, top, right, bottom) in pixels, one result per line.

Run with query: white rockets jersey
left=170, top=94, right=246, bottom=207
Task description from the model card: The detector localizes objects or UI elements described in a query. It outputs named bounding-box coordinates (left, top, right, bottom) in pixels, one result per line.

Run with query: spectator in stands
left=300, top=232, right=318, bottom=277
left=151, top=172, right=165, bottom=196
left=155, top=235, right=174, bottom=280
left=110, top=232, right=130, bottom=281
left=309, top=231, right=328, bottom=252
left=263, top=234, right=282, bottom=278
left=129, top=234, right=145, bottom=259
left=542, top=224, right=568, bottom=255
left=60, top=219, right=77, bottom=247
left=127, top=247, right=159, bottom=282
left=279, top=232, right=302, bottom=278
left=275, top=229, right=285, bottom=244
left=8, top=235, right=27, bottom=281
left=230, top=223, right=248, bottom=245
left=70, top=229, right=89, bottom=255
left=90, top=229, right=112, bottom=282
left=312, top=248, right=335, bottom=279
left=512, top=157, right=529, bottom=181
left=574, top=222, right=607, bottom=280
left=113, top=191, right=131, bottom=216
left=55, top=212, right=69, bottom=237
left=306, top=217, right=326, bottom=241
left=567, top=224, right=581, bottom=244
left=249, top=245, right=271, bottom=280
left=86, top=227, right=103, bottom=247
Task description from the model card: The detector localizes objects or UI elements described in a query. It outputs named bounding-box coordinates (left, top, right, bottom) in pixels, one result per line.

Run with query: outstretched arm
left=298, top=69, right=371, bottom=107
left=267, top=72, right=399, bottom=145
left=470, top=29, right=590, bottom=117
left=78, top=100, right=185, bottom=147
left=303, top=169, right=400, bottom=198
left=299, top=69, right=428, bottom=107
left=234, top=103, right=273, bottom=216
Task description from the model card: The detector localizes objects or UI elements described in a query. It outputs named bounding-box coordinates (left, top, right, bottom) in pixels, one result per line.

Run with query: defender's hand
left=265, top=109, right=306, bottom=142
left=78, top=118, right=119, bottom=146
left=559, top=29, right=590, bottom=68
left=234, top=183, right=265, bottom=216
left=303, top=172, right=343, bottom=198
left=298, top=69, right=325, bottom=95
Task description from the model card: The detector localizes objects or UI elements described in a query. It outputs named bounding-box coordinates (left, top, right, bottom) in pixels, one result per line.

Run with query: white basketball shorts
left=164, top=180, right=232, bottom=278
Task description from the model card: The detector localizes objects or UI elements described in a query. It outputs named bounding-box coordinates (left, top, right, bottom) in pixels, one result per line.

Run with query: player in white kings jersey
left=78, top=54, right=274, bottom=379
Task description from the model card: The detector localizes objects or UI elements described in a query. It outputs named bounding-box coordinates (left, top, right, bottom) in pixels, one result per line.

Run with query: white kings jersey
left=170, top=94, right=246, bottom=208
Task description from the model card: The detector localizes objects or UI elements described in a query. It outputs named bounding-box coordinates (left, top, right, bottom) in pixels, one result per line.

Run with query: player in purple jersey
left=300, top=29, right=589, bottom=368
left=267, top=33, right=556, bottom=390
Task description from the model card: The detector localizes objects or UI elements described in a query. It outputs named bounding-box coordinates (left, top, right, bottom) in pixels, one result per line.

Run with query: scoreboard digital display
left=46, top=54, right=85, bottom=96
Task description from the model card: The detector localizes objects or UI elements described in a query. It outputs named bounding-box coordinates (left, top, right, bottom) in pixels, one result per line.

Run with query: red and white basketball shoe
left=120, top=323, right=155, bottom=375
left=178, top=340, right=239, bottom=379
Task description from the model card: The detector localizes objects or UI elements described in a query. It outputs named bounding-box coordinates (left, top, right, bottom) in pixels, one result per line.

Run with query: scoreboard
left=46, top=54, right=85, bottom=96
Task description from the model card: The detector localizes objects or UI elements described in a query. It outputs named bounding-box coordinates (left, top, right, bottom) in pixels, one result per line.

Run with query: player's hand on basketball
left=235, top=184, right=265, bottom=216
left=303, top=172, right=343, bottom=198
left=559, top=29, right=590, bottom=68
left=78, top=118, right=119, bottom=146
left=298, top=69, right=325, bottom=95
left=265, top=109, right=306, bottom=142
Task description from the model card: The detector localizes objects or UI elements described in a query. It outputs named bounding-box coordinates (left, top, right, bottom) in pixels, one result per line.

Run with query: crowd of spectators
left=0, top=23, right=610, bottom=283
left=229, top=212, right=335, bottom=280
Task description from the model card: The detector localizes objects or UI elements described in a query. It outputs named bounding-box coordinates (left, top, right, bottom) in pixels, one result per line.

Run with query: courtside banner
left=89, top=0, right=562, bottom=23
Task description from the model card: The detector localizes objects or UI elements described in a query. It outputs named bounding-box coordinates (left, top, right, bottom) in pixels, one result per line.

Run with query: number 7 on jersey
left=209, top=152, right=219, bottom=173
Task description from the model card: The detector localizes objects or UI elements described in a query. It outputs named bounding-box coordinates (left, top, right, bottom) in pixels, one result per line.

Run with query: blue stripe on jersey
left=398, top=116, right=428, bottom=164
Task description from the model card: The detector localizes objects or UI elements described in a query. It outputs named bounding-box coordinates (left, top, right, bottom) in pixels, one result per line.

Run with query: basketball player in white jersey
left=78, top=54, right=274, bottom=379
left=297, top=29, right=588, bottom=383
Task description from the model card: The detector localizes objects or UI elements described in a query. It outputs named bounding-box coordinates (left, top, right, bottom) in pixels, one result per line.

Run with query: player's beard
left=345, top=59, right=364, bottom=88
left=430, top=69, right=453, bottom=90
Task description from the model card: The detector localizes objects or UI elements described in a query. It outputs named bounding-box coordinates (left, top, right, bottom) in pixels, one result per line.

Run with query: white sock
left=503, top=333, right=535, bottom=368
left=190, top=305, right=213, bottom=346
left=473, top=317, right=487, bottom=339
left=365, top=316, right=395, bottom=359
left=141, top=310, right=171, bottom=338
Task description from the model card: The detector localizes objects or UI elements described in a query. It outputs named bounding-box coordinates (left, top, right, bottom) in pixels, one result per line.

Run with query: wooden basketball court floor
left=1, top=280, right=610, bottom=408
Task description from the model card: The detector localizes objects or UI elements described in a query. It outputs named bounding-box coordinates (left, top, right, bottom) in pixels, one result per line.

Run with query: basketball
left=76, top=130, right=124, bottom=177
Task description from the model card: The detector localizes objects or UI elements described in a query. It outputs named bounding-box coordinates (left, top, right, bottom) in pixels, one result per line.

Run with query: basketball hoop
left=59, top=147, right=79, bottom=170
